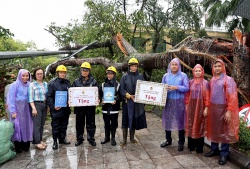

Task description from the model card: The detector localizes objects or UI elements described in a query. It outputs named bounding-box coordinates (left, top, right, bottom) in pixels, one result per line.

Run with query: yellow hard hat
left=56, top=65, right=67, bottom=72
left=128, top=58, right=139, bottom=65
left=106, top=66, right=117, bottom=74
left=80, top=62, right=91, bottom=69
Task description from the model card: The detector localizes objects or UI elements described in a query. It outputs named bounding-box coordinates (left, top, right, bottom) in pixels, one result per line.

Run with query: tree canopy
left=203, top=0, right=250, bottom=32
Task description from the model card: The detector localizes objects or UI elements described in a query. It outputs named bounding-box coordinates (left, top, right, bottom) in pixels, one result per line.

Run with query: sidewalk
left=0, top=112, right=239, bottom=169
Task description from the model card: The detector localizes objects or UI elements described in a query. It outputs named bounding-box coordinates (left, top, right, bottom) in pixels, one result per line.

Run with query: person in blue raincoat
left=160, top=58, right=189, bottom=151
left=120, top=58, right=147, bottom=146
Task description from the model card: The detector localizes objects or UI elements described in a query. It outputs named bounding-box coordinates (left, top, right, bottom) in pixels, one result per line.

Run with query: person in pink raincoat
left=185, top=64, right=209, bottom=153
left=204, top=59, right=239, bottom=165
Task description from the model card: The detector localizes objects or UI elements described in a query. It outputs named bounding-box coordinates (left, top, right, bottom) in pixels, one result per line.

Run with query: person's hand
left=203, top=107, right=208, bottom=117
left=224, top=111, right=232, bottom=123
left=32, top=109, right=38, bottom=116
left=111, top=100, right=116, bottom=105
left=55, top=107, right=61, bottom=110
left=12, top=113, right=17, bottom=119
left=167, top=85, right=178, bottom=91
left=130, top=95, right=135, bottom=101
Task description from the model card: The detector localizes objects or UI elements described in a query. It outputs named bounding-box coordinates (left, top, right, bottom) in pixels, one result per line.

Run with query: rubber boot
left=111, top=128, right=116, bottom=146
left=101, top=128, right=110, bottom=144
left=120, top=128, right=128, bottom=146
left=53, top=138, right=58, bottom=150
left=130, top=129, right=137, bottom=143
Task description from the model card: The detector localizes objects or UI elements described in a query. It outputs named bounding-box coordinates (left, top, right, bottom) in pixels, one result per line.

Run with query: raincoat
left=8, top=69, right=33, bottom=142
left=162, top=58, right=189, bottom=130
left=185, top=64, right=209, bottom=138
left=120, top=69, right=147, bottom=130
left=207, top=59, right=239, bottom=143
left=72, top=74, right=99, bottom=142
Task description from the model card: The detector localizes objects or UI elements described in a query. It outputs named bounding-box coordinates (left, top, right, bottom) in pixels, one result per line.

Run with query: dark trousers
left=76, top=109, right=96, bottom=142
left=188, top=137, right=204, bottom=152
left=51, top=114, right=69, bottom=140
left=103, top=113, right=118, bottom=130
left=165, top=130, right=185, bottom=145
left=14, top=141, right=30, bottom=153
left=32, top=102, right=47, bottom=144
left=211, top=142, right=229, bottom=157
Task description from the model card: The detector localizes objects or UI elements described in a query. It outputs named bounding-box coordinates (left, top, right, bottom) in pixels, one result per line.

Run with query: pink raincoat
left=207, top=59, right=239, bottom=143
left=185, top=64, right=209, bottom=138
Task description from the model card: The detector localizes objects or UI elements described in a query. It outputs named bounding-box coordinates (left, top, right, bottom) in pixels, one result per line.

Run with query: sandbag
left=0, top=119, right=16, bottom=164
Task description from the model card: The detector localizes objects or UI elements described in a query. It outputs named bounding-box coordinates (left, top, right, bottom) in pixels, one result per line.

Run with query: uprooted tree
left=46, top=30, right=250, bottom=106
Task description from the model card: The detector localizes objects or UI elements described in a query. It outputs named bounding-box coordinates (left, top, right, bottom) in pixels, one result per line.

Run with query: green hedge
left=238, top=118, right=250, bottom=155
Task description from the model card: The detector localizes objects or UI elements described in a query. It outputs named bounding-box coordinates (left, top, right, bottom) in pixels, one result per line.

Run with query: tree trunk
left=232, top=31, right=250, bottom=105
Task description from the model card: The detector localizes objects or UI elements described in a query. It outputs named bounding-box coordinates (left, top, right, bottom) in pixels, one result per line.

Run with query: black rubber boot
left=59, top=138, right=71, bottom=144
left=196, top=137, right=204, bottom=153
left=101, top=128, right=110, bottom=144
left=14, top=141, right=22, bottom=153
left=130, top=129, right=137, bottom=143
left=120, top=128, right=128, bottom=146
left=111, top=129, right=116, bottom=146
left=188, top=137, right=195, bottom=151
left=53, top=139, right=58, bottom=150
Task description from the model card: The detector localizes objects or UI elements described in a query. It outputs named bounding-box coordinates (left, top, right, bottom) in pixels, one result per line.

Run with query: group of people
left=6, top=57, right=239, bottom=166
left=160, top=58, right=239, bottom=165
left=6, top=58, right=145, bottom=152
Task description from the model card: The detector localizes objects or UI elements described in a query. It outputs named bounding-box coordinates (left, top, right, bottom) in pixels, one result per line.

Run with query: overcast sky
left=1, top=0, right=86, bottom=50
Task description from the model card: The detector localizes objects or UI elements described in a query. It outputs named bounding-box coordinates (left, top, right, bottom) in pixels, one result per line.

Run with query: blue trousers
left=211, top=142, right=229, bottom=157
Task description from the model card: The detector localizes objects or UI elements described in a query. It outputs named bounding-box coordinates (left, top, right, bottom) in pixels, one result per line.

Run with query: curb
left=228, top=148, right=250, bottom=169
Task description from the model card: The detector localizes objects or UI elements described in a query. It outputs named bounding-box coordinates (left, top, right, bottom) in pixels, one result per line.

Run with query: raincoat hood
left=192, top=64, right=204, bottom=80
left=212, top=59, right=226, bottom=77
left=16, top=69, right=32, bottom=87
left=167, top=58, right=182, bottom=74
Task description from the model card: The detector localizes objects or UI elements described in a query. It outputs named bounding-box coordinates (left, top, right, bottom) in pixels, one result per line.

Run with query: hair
left=33, top=67, right=45, bottom=80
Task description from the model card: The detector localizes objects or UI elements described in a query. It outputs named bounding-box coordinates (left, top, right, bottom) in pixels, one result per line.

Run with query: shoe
left=52, top=141, right=58, bottom=150
left=219, top=156, right=227, bottom=165
left=101, top=129, right=110, bottom=144
left=59, top=139, right=71, bottom=144
left=111, top=138, right=116, bottom=146
left=101, top=138, right=110, bottom=144
left=75, top=140, right=83, bottom=146
left=35, top=144, right=46, bottom=150
left=120, top=128, right=128, bottom=146
left=160, top=141, right=172, bottom=148
left=15, top=149, right=22, bottom=153
left=178, top=145, right=184, bottom=151
left=196, top=147, right=203, bottom=154
left=130, top=129, right=138, bottom=143
left=189, top=148, right=195, bottom=152
left=89, top=140, right=96, bottom=146
left=41, top=141, right=47, bottom=147
left=204, top=150, right=219, bottom=157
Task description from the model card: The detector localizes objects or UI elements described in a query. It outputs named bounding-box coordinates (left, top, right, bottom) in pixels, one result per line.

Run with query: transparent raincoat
left=207, top=59, right=239, bottom=143
left=162, top=58, right=189, bottom=130
left=7, top=69, right=33, bottom=142
left=185, top=64, right=209, bottom=138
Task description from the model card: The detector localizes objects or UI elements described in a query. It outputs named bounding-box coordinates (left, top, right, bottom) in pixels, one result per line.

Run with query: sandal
left=35, top=144, right=46, bottom=150
left=41, top=141, right=47, bottom=147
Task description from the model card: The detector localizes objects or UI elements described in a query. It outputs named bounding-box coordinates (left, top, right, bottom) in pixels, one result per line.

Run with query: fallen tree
left=46, top=31, right=250, bottom=105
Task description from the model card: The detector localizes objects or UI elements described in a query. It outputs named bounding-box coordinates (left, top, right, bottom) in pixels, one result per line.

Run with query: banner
left=134, top=80, right=167, bottom=106
left=68, top=87, right=99, bottom=107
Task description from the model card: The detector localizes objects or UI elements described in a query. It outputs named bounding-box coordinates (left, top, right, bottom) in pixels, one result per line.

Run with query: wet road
left=0, top=112, right=239, bottom=169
